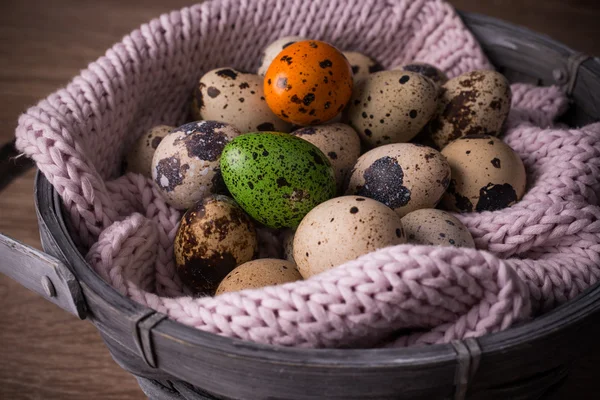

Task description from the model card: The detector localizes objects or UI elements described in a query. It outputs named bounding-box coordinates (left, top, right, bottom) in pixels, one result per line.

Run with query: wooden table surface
left=1, top=0, right=600, bottom=399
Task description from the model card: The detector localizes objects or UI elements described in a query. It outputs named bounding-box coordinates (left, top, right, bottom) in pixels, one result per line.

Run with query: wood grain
left=1, top=1, right=599, bottom=399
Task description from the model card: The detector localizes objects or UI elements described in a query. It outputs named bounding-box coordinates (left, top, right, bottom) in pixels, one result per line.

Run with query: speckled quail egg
left=293, top=196, right=406, bottom=278
left=290, top=123, right=361, bottom=193
left=264, top=40, right=354, bottom=126
left=343, top=51, right=383, bottom=82
left=258, top=36, right=308, bottom=76
left=441, top=135, right=526, bottom=213
left=347, top=70, right=438, bottom=148
left=220, top=132, right=336, bottom=229
left=191, top=67, right=291, bottom=133
left=394, top=62, right=448, bottom=85
left=152, top=121, right=240, bottom=209
left=346, top=143, right=450, bottom=217
left=174, top=195, right=259, bottom=295
left=426, top=70, right=512, bottom=149
left=124, top=125, right=174, bottom=177
left=215, top=258, right=302, bottom=295
left=401, top=208, right=474, bottom=248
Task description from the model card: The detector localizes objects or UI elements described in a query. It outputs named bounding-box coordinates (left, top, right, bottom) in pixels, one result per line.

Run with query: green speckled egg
left=220, top=132, right=336, bottom=228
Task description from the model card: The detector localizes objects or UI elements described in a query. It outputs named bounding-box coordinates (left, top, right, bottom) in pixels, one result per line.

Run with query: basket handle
left=0, top=139, right=86, bottom=318
left=0, top=233, right=87, bottom=319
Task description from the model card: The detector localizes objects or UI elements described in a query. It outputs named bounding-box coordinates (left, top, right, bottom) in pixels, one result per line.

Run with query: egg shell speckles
left=401, top=209, right=475, bottom=248
left=174, top=195, right=259, bottom=295
left=343, top=51, right=383, bottom=82
left=215, top=258, right=302, bottom=295
left=394, top=62, right=448, bottom=85
left=441, top=135, right=526, bottom=213
left=258, top=36, right=308, bottom=77
left=152, top=121, right=241, bottom=210
left=192, top=68, right=291, bottom=134
left=220, top=132, right=336, bottom=229
left=125, top=125, right=174, bottom=177
left=346, top=143, right=451, bottom=217
left=293, top=196, right=406, bottom=278
left=347, top=71, right=438, bottom=148
left=426, top=70, right=512, bottom=149
left=264, top=40, right=353, bottom=126
left=290, top=123, right=361, bottom=193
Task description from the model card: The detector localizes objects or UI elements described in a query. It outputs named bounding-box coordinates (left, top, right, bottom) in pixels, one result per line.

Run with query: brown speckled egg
left=290, top=123, right=361, bottom=193
left=152, top=121, right=240, bottom=210
left=401, top=209, right=474, bottom=248
left=264, top=40, right=354, bottom=126
left=343, top=51, right=383, bottom=82
left=293, top=196, right=406, bottom=278
left=174, top=195, right=259, bottom=295
left=426, top=70, right=511, bottom=149
left=441, top=135, right=526, bottom=213
left=347, top=71, right=438, bottom=148
left=215, top=258, right=302, bottom=295
left=124, top=125, right=174, bottom=177
left=394, top=62, right=448, bottom=85
left=281, top=229, right=296, bottom=263
left=191, top=68, right=291, bottom=133
left=346, top=143, right=451, bottom=217
left=258, top=36, right=308, bottom=76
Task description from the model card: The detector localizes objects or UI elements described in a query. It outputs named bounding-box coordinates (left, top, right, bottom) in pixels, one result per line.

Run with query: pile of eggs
left=123, top=37, right=526, bottom=296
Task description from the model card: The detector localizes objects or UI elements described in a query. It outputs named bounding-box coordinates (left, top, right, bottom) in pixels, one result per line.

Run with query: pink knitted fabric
left=14, top=0, right=600, bottom=348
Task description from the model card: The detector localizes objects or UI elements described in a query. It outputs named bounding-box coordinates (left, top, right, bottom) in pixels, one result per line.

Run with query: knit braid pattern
left=15, top=0, right=600, bottom=348
left=458, top=84, right=600, bottom=313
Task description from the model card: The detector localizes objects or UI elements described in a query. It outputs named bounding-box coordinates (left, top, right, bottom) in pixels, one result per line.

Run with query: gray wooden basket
left=2, top=11, right=600, bottom=400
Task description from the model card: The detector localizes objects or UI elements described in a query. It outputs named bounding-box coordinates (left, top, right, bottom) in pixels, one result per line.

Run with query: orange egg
left=264, top=40, right=353, bottom=126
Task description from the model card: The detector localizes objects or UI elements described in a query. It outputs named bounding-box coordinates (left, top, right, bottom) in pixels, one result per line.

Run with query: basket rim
left=33, top=7, right=600, bottom=397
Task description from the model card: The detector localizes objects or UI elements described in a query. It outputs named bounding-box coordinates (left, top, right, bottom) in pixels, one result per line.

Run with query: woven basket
left=2, top=0, right=600, bottom=399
